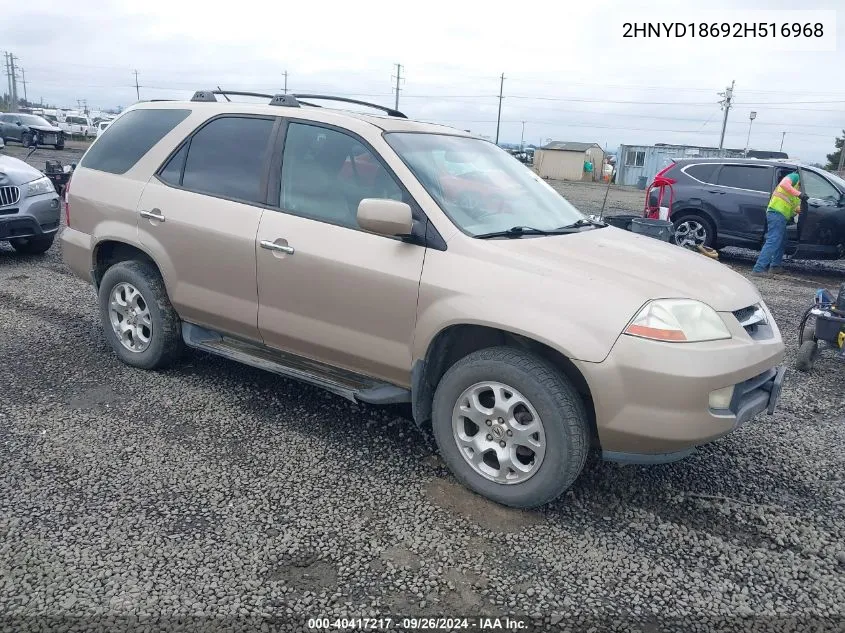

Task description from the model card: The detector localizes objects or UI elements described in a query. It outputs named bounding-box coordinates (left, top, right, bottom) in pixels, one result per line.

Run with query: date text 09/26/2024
left=623, top=22, right=824, bottom=38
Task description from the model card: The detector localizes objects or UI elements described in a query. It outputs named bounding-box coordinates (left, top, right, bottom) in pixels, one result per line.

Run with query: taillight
left=63, top=178, right=71, bottom=227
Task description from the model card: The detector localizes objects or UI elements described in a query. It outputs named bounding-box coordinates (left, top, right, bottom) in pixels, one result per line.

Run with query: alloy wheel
left=674, top=219, right=708, bottom=247
left=451, top=381, right=546, bottom=484
left=108, top=282, right=152, bottom=353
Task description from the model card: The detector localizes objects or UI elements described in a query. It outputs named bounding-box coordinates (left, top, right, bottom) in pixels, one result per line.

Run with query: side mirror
left=357, top=198, right=413, bottom=238
left=15, top=121, right=22, bottom=126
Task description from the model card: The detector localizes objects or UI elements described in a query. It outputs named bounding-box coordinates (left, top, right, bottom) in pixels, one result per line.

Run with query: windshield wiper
left=475, top=225, right=576, bottom=239
left=556, top=217, right=606, bottom=230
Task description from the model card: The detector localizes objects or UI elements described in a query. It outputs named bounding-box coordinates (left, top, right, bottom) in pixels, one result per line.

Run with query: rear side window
left=717, top=165, right=772, bottom=192
left=685, top=163, right=719, bottom=184
left=180, top=116, right=275, bottom=204
left=81, top=109, right=190, bottom=175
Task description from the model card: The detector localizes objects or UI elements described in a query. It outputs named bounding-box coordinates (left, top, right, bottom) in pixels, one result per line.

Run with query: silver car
left=0, top=153, right=61, bottom=254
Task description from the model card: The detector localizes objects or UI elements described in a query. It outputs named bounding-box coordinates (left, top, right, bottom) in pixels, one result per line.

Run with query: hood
left=29, top=124, right=63, bottom=134
left=488, top=225, right=760, bottom=312
left=0, top=155, right=44, bottom=186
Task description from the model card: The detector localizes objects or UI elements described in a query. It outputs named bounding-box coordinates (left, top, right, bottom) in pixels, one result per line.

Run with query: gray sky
left=3, top=0, right=843, bottom=162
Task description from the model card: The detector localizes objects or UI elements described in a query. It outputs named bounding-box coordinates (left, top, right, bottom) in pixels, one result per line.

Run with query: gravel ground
left=1, top=149, right=844, bottom=632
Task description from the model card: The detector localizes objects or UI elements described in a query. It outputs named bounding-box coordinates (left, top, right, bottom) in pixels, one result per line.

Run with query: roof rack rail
left=291, top=94, right=406, bottom=118
left=189, top=89, right=406, bottom=118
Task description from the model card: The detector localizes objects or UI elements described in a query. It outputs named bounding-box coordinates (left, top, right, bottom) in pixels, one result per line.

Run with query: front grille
left=733, top=306, right=758, bottom=325
left=0, top=186, right=20, bottom=207
left=733, top=304, right=770, bottom=339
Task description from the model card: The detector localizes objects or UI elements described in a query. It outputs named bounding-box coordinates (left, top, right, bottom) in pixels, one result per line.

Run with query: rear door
left=713, top=163, right=774, bottom=244
left=137, top=114, right=278, bottom=341
left=255, top=120, right=426, bottom=386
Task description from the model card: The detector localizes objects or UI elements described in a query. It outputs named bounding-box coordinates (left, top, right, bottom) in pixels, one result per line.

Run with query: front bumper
left=0, top=193, right=61, bottom=241
left=576, top=313, right=785, bottom=460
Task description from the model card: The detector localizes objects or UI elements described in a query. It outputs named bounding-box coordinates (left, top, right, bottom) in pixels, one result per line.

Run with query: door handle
left=260, top=240, right=295, bottom=255
left=139, top=208, right=165, bottom=222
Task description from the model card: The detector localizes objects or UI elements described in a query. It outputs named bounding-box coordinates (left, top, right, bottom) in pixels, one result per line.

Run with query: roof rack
left=190, top=89, right=406, bottom=118
left=290, top=94, right=406, bottom=119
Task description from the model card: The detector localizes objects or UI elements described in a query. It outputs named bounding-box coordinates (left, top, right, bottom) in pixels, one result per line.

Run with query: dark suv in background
left=646, top=159, right=845, bottom=260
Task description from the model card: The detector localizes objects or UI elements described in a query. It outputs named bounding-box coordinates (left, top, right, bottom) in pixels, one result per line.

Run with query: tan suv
left=62, top=90, right=785, bottom=508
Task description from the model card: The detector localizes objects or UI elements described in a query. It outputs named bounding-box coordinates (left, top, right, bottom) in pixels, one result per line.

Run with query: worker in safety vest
left=751, top=172, right=808, bottom=276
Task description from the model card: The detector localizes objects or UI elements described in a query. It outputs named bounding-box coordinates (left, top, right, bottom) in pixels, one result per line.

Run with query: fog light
left=709, top=385, right=735, bottom=410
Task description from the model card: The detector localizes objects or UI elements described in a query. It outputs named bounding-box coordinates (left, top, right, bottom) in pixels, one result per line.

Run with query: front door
left=795, top=168, right=845, bottom=256
left=137, top=114, right=278, bottom=341
left=256, top=121, right=425, bottom=386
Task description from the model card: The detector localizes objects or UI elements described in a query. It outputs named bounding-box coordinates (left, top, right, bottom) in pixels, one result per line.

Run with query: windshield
left=826, top=170, right=845, bottom=192
left=385, top=133, right=584, bottom=236
left=19, top=115, right=51, bottom=127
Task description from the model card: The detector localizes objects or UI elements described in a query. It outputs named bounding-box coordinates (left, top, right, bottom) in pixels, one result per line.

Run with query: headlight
left=624, top=299, right=731, bottom=343
left=24, top=176, right=55, bottom=197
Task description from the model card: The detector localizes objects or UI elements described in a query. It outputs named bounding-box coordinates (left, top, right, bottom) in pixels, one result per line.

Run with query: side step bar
left=181, top=323, right=411, bottom=405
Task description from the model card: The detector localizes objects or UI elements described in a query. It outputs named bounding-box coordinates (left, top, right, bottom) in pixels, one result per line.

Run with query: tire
left=10, top=234, right=55, bottom=255
left=795, top=340, right=818, bottom=373
left=21, top=132, right=33, bottom=148
left=431, top=346, right=589, bottom=508
left=55, top=143, right=64, bottom=150
left=98, top=261, right=184, bottom=370
left=673, top=213, right=715, bottom=249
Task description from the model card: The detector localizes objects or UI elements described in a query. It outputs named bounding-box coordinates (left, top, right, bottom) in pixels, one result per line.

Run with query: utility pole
left=3, top=53, right=11, bottom=111
left=392, top=63, right=403, bottom=111
left=495, top=73, right=505, bottom=146
left=19, top=67, right=27, bottom=105
left=8, top=54, right=19, bottom=112
left=838, top=136, right=845, bottom=174
left=520, top=121, right=525, bottom=150
left=282, top=70, right=288, bottom=94
left=717, top=79, right=734, bottom=155
left=780, top=131, right=786, bottom=152
left=133, top=70, right=140, bottom=101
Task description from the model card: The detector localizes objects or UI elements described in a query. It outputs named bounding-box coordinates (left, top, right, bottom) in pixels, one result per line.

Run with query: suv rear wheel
left=431, top=347, right=589, bottom=508
left=673, top=213, right=715, bottom=248
left=98, top=261, right=184, bottom=370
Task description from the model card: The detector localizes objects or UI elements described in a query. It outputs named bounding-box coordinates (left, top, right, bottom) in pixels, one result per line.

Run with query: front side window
left=385, top=133, right=584, bottom=236
left=181, top=116, right=275, bottom=204
left=717, top=165, right=772, bottom=192
left=280, top=122, right=403, bottom=229
left=800, top=170, right=839, bottom=201
left=81, top=108, right=191, bottom=175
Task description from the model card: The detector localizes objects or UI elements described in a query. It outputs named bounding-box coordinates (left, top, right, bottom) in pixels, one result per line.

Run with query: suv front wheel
left=98, top=261, right=184, bottom=370
left=432, top=347, right=589, bottom=508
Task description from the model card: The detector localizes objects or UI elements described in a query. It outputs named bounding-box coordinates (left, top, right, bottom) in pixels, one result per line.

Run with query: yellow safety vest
left=768, top=183, right=800, bottom=221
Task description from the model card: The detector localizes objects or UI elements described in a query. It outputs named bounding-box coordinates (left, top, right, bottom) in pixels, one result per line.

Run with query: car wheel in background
left=55, top=142, right=64, bottom=150
left=672, top=213, right=715, bottom=249
left=431, top=346, right=589, bottom=509
left=10, top=234, right=55, bottom=255
left=98, top=261, right=185, bottom=370
left=795, top=340, right=818, bottom=372
left=21, top=132, right=33, bottom=148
